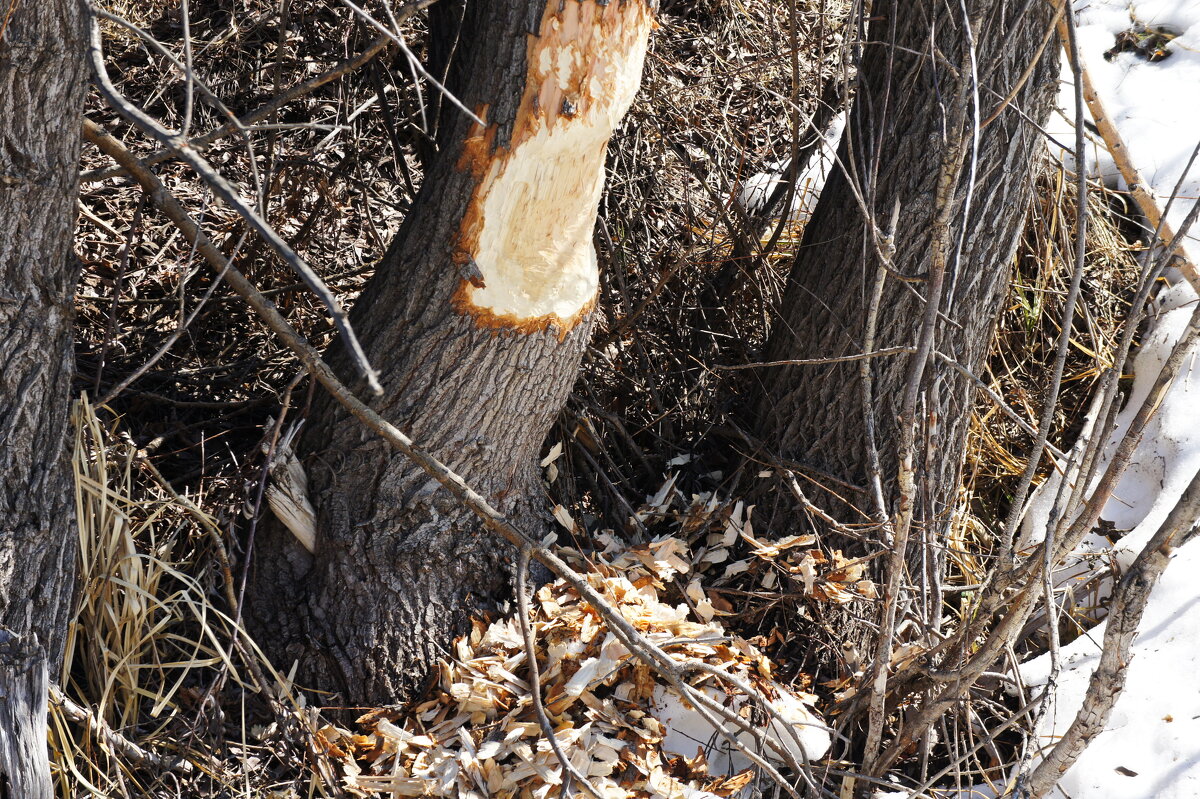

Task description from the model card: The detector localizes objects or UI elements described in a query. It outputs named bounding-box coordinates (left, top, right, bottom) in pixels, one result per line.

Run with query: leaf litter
left=313, top=478, right=881, bottom=797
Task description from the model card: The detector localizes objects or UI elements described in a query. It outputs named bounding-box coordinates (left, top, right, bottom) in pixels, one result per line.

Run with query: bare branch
left=335, top=0, right=483, bottom=128
left=50, top=684, right=194, bottom=775
left=515, top=547, right=603, bottom=799
left=86, top=12, right=383, bottom=395
left=997, top=3, right=1092, bottom=565
left=1021, top=466, right=1200, bottom=798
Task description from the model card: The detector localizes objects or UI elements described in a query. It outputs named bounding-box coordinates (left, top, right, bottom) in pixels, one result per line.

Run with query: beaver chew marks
left=455, top=1, right=653, bottom=333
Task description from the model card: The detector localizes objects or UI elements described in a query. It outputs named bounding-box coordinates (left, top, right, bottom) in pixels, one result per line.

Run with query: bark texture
left=0, top=0, right=89, bottom=794
left=755, top=1, right=1058, bottom=541
left=247, top=0, right=652, bottom=705
left=0, top=629, right=51, bottom=799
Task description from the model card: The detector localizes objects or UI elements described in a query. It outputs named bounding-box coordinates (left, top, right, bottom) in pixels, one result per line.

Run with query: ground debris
left=319, top=534, right=833, bottom=798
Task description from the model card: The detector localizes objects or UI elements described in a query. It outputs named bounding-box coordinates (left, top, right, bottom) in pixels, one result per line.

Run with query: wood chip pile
left=313, top=530, right=836, bottom=798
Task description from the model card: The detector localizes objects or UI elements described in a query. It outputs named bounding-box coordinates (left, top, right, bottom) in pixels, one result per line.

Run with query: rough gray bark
left=247, top=0, right=651, bottom=705
left=0, top=0, right=89, bottom=793
left=0, top=630, right=51, bottom=799
left=754, top=0, right=1058, bottom=544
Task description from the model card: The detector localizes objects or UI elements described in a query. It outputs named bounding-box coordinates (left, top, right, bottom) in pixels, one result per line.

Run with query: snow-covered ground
left=1046, top=0, right=1200, bottom=265
left=1016, top=2, right=1200, bottom=797
left=1017, top=285, right=1200, bottom=799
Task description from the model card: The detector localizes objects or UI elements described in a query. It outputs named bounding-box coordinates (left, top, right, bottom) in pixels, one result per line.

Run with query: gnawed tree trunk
left=0, top=0, right=89, bottom=794
left=755, top=1, right=1057, bottom=545
left=247, top=1, right=653, bottom=704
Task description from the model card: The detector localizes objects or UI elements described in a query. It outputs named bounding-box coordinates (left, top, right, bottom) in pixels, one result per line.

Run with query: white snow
left=1017, top=3, right=1200, bottom=796
left=1046, top=0, right=1200, bottom=264
left=1019, top=539, right=1200, bottom=798
left=651, top=682, right=832, bottom=777
left=1016, top=280, right=1200, bottom=799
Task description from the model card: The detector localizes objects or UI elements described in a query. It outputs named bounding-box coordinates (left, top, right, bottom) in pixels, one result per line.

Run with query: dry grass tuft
left=955, top=164, right=1143, bottom=591
left=55, top=396, right=342, bottom=797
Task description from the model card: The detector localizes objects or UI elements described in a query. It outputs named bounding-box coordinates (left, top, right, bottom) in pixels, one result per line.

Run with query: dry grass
left=954, top=165, right=1143, bottom=591
left=55, top=396, right=341, bottom=797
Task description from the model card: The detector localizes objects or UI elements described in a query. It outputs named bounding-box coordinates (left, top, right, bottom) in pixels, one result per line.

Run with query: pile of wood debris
left=313, top=527, right=841, bottom=798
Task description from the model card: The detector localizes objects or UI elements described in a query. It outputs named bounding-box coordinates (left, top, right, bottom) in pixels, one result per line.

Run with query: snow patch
left=1019, top=538, right=1200, bottom=799
left=1046, top=0, right=1200, bottom=264
left=651, top=682, right=831, bottom=776
left=736, top=112, right=846, bottom=225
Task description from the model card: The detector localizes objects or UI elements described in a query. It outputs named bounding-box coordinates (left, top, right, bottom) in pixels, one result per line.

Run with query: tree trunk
left=754, top=1, right=1057, bottom=546
left=247, top=0, right=653, bottom=705
left=0, top=0, right=89, bottom=793
left=0, top=629, right=51, bottom=799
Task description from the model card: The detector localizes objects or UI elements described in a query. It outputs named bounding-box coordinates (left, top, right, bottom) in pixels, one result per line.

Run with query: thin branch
left=979, top=0, right=1064, bottom=130
left=336, top=0, right=483, bottom=127
left=715, top=345, right=915, bottom=370
left=998, top=4, right=1092, bottom=563
left=97, top=260, right=230, bottom=406
left=863, top=46, right=973, bottom=776
left=861, top=199, right=902, bottom=524
left=86, top=13, right=383, bottom=395
left=89, top=6, right=268, bottom=205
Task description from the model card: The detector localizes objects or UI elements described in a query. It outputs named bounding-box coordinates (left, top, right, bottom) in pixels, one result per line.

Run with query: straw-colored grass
left=52, top=396, right=323, bottom=797
left=952, top=163, right=1143, bottom=594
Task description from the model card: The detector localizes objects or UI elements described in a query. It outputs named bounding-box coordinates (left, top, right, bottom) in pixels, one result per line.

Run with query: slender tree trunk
left=247, top=0, right=653, bottom=705
left=754, top=1, right=1057, bottom=545
left=0, top=0, right=89, bottom=794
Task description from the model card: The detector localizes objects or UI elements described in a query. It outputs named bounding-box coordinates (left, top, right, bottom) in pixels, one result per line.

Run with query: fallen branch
left=515, top=547, right=602, bottom=799
left=49, top=685, right=194, bottom=775
left=1056, top=12, right=1200, bottom=291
